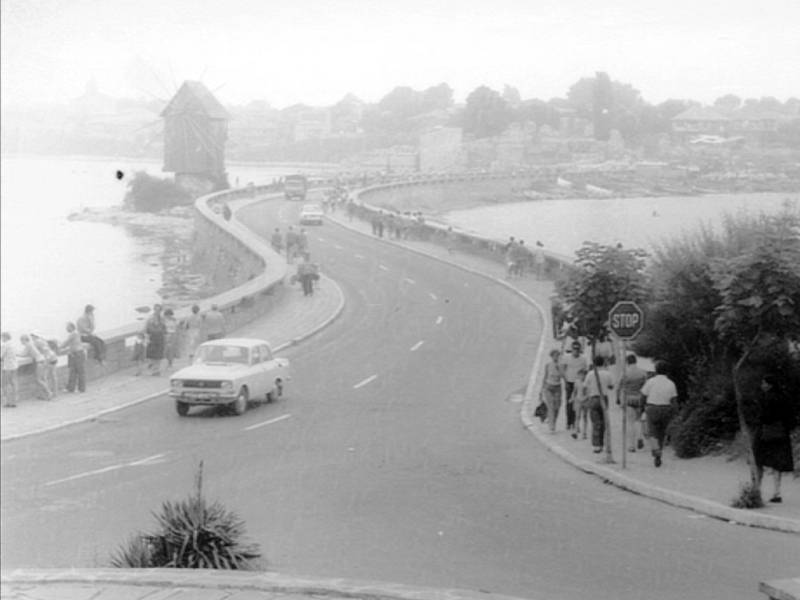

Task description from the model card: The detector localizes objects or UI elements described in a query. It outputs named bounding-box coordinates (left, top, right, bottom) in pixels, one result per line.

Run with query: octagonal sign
left=608, top=301, right=644, bottom=340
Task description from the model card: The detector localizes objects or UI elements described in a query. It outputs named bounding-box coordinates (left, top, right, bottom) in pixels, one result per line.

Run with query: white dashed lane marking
left=410, top=341, right=425, bottom=352
left=353, top=374, right=378, bottom=389
left=355, top=254, right=365, bottom=259
left=403, top=277, right=416, bottom=285
left=428, top=292, right=438, bottom=300
left=334, top=244, right=343, bottom=250
left=435, top=316, right=444, bottom=325
left=378, top=265, right=389, bottom=271
left=243, top=413, right=292, bottom=431
left=45, top=453, right=168, bottom=486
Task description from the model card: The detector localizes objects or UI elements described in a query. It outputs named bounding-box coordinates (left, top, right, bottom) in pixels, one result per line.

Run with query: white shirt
left=582, top=368, right=614, bottom=398
left=561, top=353, right=589, bottom=383
left=641, top=374, right=677, bottom=406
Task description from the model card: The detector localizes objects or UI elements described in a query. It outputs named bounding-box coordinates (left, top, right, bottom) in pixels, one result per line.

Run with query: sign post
left=608, top=301, right=645, bottom=469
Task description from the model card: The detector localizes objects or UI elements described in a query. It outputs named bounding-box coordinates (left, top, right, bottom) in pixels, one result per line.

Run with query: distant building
left=419, top=127, right=463, bottom=171
left=671, top=105, right=786, bottom=145
left=671, top=106, right=730, bottom=142
left=161, top=81, right=229, bottom=195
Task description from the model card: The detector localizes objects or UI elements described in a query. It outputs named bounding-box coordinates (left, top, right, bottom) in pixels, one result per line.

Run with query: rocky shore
left=67, top=205, right=218, bottom=307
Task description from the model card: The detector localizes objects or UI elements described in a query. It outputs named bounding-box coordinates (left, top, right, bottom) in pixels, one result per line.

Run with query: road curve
left=1, top=200, right=797, bottom=600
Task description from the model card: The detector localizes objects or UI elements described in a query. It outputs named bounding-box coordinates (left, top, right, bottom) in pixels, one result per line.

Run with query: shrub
left=669, top=389, right=738, bottom=458
left=731, top=481, right=764, bottom=509
left=124, top=171, right=191, bottom=212
left=111, top=462, right=261, bottom=570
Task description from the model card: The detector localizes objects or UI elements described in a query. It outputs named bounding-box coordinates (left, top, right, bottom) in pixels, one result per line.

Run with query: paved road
left=2, top=201, right=798, bottom=600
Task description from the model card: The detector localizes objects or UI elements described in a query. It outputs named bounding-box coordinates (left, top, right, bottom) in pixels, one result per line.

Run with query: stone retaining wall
left=353, top=172, right=575, bottom=279
left=11, top=185, right=286, bottom=401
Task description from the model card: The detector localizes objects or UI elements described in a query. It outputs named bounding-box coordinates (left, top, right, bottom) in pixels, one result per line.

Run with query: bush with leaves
left=123, top=171, right=191, bottom=213
left=111, top=462, right=262, bottom=569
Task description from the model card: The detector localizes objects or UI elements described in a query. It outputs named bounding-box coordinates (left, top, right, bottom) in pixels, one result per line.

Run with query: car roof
left=200, top=338, right=270, bottom=349
left=302, top=203, right=322, bottom=209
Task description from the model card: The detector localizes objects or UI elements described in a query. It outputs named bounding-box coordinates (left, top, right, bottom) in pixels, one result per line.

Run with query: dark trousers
left=81, top=334, right=105, bottom=362
left=67, top=351, right=86, bottom=392
left=564, top=381, right=576, bottom=428
left=301, top=275, right=314, bottom=296
left=588, top=395, right=606, bottom=448
left=646, top=404, right=674, bottom=455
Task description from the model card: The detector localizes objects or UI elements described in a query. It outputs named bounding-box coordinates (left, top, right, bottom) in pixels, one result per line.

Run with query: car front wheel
left=232, top=387, right=249, bottom=415
left=176, top=401, right=189, bottom=416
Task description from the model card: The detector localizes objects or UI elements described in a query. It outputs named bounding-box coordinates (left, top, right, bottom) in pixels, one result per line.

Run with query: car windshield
left=194, top=345, right=249, bottom=365
left=303, top=204, right=321, bottom=212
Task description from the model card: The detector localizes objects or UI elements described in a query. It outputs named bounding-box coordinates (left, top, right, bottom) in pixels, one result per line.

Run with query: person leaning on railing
left=59, top=322, right=87, bottom=393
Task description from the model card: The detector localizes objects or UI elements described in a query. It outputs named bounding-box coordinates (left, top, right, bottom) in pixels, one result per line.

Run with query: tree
left=421, top=83, right=454, bottom=112
left=713, top=94, right=742, bottom=113
left=712, top=211, right=800, bottom=504
left=462, top=85, right=512, bottom=138
left=556, top=242, right=650, bottom=462
left=502, top=84, right=522, bottom=107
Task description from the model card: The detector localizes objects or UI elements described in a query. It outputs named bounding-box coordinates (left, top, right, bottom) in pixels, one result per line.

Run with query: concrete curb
left=326, top=215, right=800, bottom=535
left=0, top=569, right=534, bottom=600
left=1, top=275, right=347, bottom=444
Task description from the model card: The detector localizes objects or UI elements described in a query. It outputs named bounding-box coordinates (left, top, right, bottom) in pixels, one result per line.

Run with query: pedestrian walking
left=534, top=241, right=546, bottom=279
left=144, top=304, right=166, bottom=376
left=296, top=255, right=320, bottom=297
left=754, top=374, right=796, bottom=503
left=77, top=304, right=106, bottom=364
left=1, top=332, right=19, bottom=407
left=182, top=304, right=203, bottom=363
left=131, top=332, right=146, bottom=375
left=285, top=226, right=299, bottom=263
left=60, top=322, right=87, bottom=392
left=542, top=349, right=564, bottom=432
left=582, top=355, right=615, bottom=453
left=163, top=308, right=179, bottom=369
left=617, top=353, right=648, bottom=452
left=31, top=332, right=58, bottom=398
left=640, top=361, right=678, bottom=467
left=561, top=341, right=589, bottom=435
left=204, top=304, right=226, bottom=340
left=222, top=202, right=232, bottom=221
left=270, top=228, right=283, bottom=254
left=19, top=334, right=52, bottom=400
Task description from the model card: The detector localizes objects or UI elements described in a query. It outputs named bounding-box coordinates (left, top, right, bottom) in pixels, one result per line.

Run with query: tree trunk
left=732, top=351, right=762, bottom=497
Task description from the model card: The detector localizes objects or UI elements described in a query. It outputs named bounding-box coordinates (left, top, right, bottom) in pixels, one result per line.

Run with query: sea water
left=0, top=155, right=312, bottom=337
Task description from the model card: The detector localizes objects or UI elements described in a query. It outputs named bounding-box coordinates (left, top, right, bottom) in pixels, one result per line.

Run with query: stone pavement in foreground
left=0, top=275, right=343, bottom=442
left=326, top=211, right=800, bottom=534
left=0, top=570, right=535, bottom=600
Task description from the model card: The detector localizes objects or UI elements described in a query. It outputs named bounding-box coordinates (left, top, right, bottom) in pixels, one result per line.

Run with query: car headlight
left=220, top=381, right=234, bottom=391
left=170, top=379, right=183, bottom=389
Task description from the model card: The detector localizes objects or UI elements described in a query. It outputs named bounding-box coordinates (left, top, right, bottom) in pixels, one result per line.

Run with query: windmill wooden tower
left=161, top=81, right=229, bottom=195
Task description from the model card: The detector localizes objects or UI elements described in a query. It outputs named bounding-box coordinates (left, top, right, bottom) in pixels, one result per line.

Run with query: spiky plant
left=111, top=461, right=262, bottom=569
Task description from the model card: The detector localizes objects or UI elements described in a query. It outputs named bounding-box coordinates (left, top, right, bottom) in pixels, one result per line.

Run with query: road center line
left=334, top=244, right=343, bottom=250
left=403, top=277, right=416, bottom=284
left=128, top=453, right=166, bottom=466
left=410, top=340, right=425, bottom=352
left=355, top=253, right=365, bottom=259
left=435, top=316, right=444, bottom=325
left=353, top=374, right=378, bottom=389
left=45, top=464, right=125, bottom=487
left=244, top=413, right=292, bottom=431
left=317, top=237, right=326, bottom=242
left=429, top=292, right=438, bottom=300
left=378, top=265, right=389, bottom=271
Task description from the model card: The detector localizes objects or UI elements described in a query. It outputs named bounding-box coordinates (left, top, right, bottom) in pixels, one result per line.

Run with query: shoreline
left=67, top=205, right=217, bottom=309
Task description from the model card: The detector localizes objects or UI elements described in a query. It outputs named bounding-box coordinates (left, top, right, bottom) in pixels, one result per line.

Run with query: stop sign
left=608, top=301, right=644, bottom=340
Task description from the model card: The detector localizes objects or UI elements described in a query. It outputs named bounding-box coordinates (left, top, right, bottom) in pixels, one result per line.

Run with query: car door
left=260, top=344, right=285, bottom=384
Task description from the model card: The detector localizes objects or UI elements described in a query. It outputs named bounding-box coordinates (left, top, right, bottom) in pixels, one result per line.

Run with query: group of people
left=504, top=236, right=546, bottom=280
left=1, top=304, right=108, bottom=406
left=271, top=226, right=309, bottom=264
left=135, top=303, right=226, bottom=376
left=369, top=209, right=429, bottom=240
left=1, top=302, right=230, bottom=407
left=539, top=341, right=678, bottom=468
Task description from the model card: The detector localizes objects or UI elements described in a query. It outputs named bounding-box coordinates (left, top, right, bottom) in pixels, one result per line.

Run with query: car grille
left=181, top=380, right=223, bottom=389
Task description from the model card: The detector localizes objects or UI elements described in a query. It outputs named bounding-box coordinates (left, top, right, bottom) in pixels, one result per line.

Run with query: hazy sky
left=2, top=0, right=799, bottom=109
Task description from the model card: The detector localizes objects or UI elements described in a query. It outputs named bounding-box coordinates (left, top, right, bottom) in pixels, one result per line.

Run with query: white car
left=299, top=203, right=324, bottom=225
left=169, top=338, right=290, bottom=416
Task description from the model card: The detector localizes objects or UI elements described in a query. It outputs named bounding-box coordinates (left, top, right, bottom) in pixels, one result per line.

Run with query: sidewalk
left=0, top=274, right=344, bottom=442
left=0, top=569, right=534, bottom=600
left=326, top=210, right=800, bottom=534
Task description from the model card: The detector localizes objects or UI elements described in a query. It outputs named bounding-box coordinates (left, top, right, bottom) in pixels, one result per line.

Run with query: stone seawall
left=12, top=185, right=285, bottom=401
left=354, top=172, right=575, bottom=279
